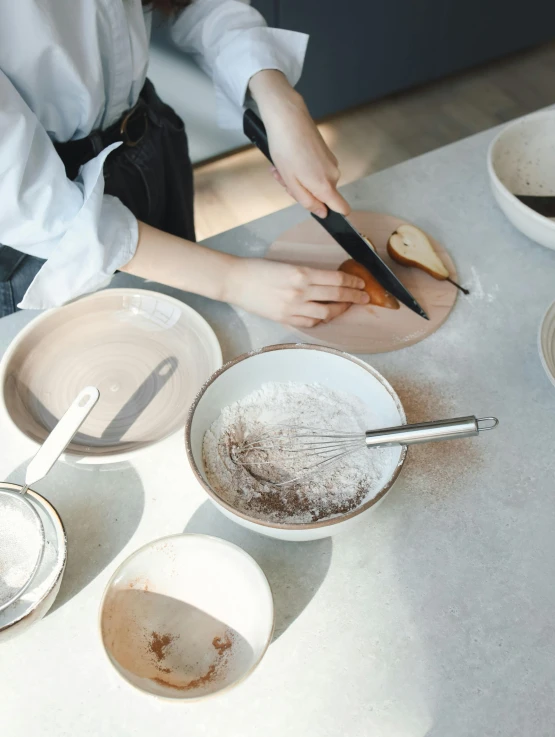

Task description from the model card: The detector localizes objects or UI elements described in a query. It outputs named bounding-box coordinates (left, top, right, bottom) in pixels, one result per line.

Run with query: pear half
left=387, top=224, right=449, bottom=280
left=339, top=259, right=400, bottom=310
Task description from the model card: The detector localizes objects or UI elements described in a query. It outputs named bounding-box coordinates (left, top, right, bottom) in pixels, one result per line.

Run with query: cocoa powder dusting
left=392, top=376, right=485, bottom=501
left=153, top=665, right=217, bottom=691
left=149, top=631, right=235, bottom=692
left=148, top=631, right=175, bottom=663
left=212, top=634, right=233, bottom=656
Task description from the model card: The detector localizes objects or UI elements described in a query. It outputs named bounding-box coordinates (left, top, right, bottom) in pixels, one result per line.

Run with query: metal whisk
left=235, top=416, right=499, bottom=486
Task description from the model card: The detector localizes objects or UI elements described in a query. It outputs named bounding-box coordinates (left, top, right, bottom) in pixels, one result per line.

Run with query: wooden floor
left=193, top=41, right=555, bottom=241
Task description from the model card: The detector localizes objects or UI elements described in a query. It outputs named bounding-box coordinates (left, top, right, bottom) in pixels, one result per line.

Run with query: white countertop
left=1, top=121, right=555, bottom=737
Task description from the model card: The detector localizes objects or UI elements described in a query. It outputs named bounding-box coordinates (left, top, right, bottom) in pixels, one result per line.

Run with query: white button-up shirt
left=0, top=0, right=308, bottom=309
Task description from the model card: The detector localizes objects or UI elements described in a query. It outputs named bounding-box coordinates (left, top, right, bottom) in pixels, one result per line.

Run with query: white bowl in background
left=539, top=299, right=555, bottom=388
left=0, top=484, right=67, bottom=642
left=488, top=110, right=555, bottom=250
left=99, top=534, right=274, bottom=700
left=186, top=344, right=407, bottom=542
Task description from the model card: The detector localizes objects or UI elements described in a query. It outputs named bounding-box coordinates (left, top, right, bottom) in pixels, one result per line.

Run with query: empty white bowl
left=539, top=299, right=555, bottom=388
left=0, top=484, right=67, bottom=642
left=186, top=344, right=407, bottom=542
left=0, top=289, right=222, bottom=465
left=99, top=534, right=274, bottom=700
left=488, top=110, right=555, bottom=250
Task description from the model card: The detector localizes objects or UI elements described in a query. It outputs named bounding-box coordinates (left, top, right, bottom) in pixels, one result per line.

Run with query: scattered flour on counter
left=202, top=382, right=397, bottom=524
left=467, top=266, right=499, bottom=304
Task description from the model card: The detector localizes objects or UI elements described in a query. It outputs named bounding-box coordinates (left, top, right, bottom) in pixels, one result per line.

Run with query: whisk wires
left=234, top=424, right=367, bottom=486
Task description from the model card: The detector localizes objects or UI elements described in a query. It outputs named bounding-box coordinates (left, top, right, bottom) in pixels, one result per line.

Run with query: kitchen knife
left=243, top=108, right=429, bottom=320
left=515, top=194, right=555, bottom=218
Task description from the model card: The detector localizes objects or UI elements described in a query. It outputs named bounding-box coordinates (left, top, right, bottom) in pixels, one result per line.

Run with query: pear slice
left=387, top=224, right=449, bottom=280
left=360, top=232, right=376, bottom=252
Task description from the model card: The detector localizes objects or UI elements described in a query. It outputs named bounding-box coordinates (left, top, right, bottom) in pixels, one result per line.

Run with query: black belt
left=53, top=96, right=149, bottom=181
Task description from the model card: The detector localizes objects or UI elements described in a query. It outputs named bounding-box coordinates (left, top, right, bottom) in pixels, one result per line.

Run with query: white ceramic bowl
left=0, top=288, right=222, bottom=465
left=0, top=484, right=67, bottom=642
left=99, top=534, right=274, bottom=700
left=539, top=299, right=555, bottom=388
left=488, top=110, right=555, bottom=250
left=186, top=344, right=407, bottom=542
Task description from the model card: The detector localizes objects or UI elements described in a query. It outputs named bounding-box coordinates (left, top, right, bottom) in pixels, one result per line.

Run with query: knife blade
left=515, top=194, right=555, bottom=218
left=243, top=108, right=429, bottom=320
left=311, top=210, right=429, bottom=318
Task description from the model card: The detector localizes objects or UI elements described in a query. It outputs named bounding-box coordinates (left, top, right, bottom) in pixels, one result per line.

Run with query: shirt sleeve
left=0, top=70, right=138, bottom=310
left=170, top=0, right=309, bottom=129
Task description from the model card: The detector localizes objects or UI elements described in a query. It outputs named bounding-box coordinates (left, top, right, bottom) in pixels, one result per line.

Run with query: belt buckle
left=120, top=105, right=148, bottom=147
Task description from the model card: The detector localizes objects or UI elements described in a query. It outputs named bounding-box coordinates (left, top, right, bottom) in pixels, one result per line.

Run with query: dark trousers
left=0, top=80, right=195, bottom=317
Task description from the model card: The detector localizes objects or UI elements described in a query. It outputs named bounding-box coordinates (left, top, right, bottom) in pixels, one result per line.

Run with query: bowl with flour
left=0, top=483, right=67, bottom=642
left=186, top=345, right=407, bottom=541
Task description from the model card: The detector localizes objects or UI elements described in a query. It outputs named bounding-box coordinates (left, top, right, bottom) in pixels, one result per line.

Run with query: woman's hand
left=123, top=224, right=368, bottom=327
left=248, top=70, right=350, bottom=218
left=224, top=258, right=369, bottom=327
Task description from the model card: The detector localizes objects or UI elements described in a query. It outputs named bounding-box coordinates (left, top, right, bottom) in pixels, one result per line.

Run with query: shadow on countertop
left=184, top=501, right=332, bottom=640
left=7, top=458, right=144, bottom=613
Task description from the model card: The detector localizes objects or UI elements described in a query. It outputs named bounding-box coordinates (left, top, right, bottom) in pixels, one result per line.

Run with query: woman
left=0, top=0, right=369, bottom=323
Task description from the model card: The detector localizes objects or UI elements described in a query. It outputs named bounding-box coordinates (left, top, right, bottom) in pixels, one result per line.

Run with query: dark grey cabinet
left=252, top=0, right=555, bottom=118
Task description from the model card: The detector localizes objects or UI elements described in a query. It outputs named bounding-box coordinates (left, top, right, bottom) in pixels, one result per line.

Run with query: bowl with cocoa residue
left=99, top=534, right=274, bottom=700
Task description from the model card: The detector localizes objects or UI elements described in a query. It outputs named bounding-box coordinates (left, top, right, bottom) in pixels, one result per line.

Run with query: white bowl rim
left=0, top=483, right=67, bottom=633
left=98, top=532, right=275, bottom=702
left=538, top=298, right=555, bottom=390
left=0, top=288, right=223, bottom=465
left=185, top=343, right=408, bottom=531
left=487, top=109, right=555, bottom=234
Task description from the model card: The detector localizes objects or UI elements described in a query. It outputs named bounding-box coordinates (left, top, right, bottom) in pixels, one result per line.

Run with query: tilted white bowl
left=186, top=344, right=407, bottom=542
left=99, top=534, right=274, bottom=700
left=488, top=109, right=555, bottom=250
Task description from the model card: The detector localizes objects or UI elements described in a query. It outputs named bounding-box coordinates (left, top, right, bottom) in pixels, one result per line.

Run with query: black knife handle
left=243, top=109, right=274, bottom=165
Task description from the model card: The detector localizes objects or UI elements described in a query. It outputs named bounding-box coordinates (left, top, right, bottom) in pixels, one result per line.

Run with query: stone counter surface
left=1, top=122, right=554, bottom=737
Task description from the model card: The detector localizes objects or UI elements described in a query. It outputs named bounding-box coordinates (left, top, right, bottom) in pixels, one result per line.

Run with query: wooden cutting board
left=266, top=211, right=459, bottom=354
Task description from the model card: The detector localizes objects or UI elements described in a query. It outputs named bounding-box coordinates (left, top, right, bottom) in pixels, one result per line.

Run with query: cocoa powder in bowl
left=99, top=534, right=274, bottom=699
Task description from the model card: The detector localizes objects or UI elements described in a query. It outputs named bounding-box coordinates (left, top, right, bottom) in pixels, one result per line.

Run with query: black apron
left=0, top=79, right=195, bottom=317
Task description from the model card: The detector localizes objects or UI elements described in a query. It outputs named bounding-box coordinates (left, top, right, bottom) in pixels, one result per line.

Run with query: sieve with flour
left=0, top=387, right=99, bottom=612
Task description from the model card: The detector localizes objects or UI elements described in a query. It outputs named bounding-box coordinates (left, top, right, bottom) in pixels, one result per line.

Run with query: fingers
left=302, top=301, right=352, bottom=320
left=270, top=164, right=349, bottom=218
left=289, top=315, right=322, bottom=328
left=289, top=302, right=352, bottom=328
left=287, top=179, right=328, bottom=219
left=306, top=285, right=369, bottom=305
left=321, top=187, right=351, bottom=216
left=270, top=167, right=286, bottom=188
left=304, top=268, right=365, bottom=290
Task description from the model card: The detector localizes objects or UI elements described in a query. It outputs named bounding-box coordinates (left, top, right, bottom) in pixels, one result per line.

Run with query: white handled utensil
left=0, top=387, right=99, bottom=612
left=21, top=386, right=99, bottom=494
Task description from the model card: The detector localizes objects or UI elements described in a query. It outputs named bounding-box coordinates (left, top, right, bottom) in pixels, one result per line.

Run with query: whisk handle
left=364, top=416, right=498, bottom=447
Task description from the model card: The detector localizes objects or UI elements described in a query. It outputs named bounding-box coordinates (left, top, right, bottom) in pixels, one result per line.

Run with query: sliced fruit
left=339, top=259, right=400, bottom=310
left=387, top=224, right=449, bottom=280
left=360, top=232, right=376, bottom=251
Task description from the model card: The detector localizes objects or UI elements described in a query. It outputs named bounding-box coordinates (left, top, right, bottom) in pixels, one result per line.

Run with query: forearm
left=248, top=69, right=306, bottom=121
left=120, top=221, right=236, bottom=302
left=247, top=70, right=349, bottom=217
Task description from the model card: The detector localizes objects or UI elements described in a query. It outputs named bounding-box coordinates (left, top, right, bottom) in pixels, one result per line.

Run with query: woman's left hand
left=248, top=70, right=350, bottom=219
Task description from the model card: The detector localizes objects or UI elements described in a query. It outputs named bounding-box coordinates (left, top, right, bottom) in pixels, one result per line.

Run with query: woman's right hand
left=224, top=258, right=369, bottom=327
